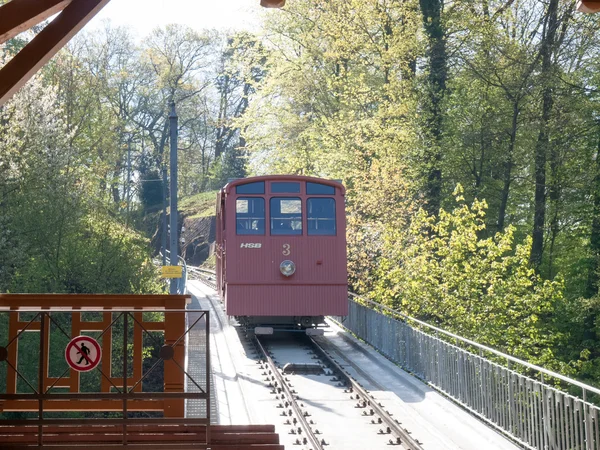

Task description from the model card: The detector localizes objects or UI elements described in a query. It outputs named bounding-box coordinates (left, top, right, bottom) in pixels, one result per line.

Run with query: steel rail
left=188, top=267, right=217, bottom=290
left=309, top=337, right=424, bottom=450
left=254, top=336, right=325, bottom=450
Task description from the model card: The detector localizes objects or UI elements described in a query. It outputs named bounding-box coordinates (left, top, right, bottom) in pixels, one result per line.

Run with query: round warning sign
left=65, top=336, right=102, bottom=372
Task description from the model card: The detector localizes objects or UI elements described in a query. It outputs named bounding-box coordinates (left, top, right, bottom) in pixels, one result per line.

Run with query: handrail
left=349, top=292, right=600, bottom=398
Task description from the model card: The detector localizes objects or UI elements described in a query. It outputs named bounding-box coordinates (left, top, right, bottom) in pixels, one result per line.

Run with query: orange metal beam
left=0, top=400, right=164, bottom=412
left=0, top=0, right=72, bottom=44
left=0, top=0, right=112, bottom=106
left=0, top=294, right=189, bottom=309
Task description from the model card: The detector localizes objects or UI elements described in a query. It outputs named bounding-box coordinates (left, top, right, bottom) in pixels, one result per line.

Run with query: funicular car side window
left=270, top=198, right=302, bottom=235
left=308, top=198, right=336, bottom=235
left=236, top=197, right=265, bottom=235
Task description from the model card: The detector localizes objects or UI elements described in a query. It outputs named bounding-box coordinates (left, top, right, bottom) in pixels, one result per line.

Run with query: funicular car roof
left=223, top=175, right=345, bottom=195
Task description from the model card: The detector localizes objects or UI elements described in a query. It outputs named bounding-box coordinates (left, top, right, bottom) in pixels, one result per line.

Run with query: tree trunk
left=215, top=73, right=230, bottom=160
left=419, top=0, right=447, bottom=217
left=530, top=0, right=559, bottom=268
left=547, top=142, right=560, bottom=279
left=587, top=126, right=600, bottom=298
left=498, top=101, right=519, bottom=231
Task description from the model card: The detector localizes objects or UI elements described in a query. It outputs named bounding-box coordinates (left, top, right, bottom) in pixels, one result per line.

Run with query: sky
left=89, top=0, right=265, bottom=37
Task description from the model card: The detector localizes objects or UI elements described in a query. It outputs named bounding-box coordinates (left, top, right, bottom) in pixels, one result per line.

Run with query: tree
left=372, top=187, right=564, bottom=365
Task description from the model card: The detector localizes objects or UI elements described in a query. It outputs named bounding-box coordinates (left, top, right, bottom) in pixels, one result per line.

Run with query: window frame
left=235, top=181, right=265, bottom=194
left=306, top=182, right=335, bottom=195
left=235, top=196, right=266, bottom=235
left=269, top=197, right=303, bottom=236
left=307, top=197, right=337, bottom=236
left=271, top=181, right=301, bottom=194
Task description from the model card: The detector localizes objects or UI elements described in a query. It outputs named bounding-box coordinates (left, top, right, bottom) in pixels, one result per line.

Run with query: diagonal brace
left=0, top=0, right=72, bottom=45
left=0, top=0, right=112, bottom=106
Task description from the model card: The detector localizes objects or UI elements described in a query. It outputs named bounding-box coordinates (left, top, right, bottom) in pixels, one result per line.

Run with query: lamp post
left=162, top=166, right=168, bottom=266
left=169, top=102, right=179, bottom=295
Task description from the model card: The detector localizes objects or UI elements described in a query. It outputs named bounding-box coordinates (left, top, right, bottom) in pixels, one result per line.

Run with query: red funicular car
left=216, top=175, right=348, bottom=333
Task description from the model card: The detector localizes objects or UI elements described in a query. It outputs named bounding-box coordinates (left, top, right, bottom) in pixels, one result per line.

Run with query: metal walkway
left=185, top=294, right=218, bottom=423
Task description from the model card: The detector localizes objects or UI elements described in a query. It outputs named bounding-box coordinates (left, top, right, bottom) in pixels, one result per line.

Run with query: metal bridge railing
left=341, top=294, right=600, bottom=450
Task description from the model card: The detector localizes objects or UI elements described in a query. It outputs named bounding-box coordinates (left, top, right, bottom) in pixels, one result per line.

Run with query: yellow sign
left=161, top=266, right=182, bottom=278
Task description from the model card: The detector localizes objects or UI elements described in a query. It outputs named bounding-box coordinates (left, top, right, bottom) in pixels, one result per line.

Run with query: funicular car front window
left=308, top=198, right=336, bottom=235
left=236, top=198, right=265, bottom=235
left=270, top=198, right=302, bottom=235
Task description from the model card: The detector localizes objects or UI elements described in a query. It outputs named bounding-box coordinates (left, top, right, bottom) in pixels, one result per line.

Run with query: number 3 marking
left=282, top=244, right=291, bottom=256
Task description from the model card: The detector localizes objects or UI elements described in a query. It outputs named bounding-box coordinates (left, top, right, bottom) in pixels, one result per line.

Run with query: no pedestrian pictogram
left=65, top=336, right=102, bottom=372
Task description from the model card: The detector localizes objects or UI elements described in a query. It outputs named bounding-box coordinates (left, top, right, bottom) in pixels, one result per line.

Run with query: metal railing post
left=38, top=312, right=45, bottom=446
left=123, top=312, right=128, bottom=445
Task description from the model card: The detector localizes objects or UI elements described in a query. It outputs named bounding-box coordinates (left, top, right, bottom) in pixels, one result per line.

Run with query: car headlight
left=280, top=260, right=296, bottom=277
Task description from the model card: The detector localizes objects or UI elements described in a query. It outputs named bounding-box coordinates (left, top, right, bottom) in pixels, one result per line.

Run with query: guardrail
left=342, top=294, right=600, bottom=450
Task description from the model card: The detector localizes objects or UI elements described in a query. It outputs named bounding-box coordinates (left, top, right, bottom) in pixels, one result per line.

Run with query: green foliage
left=139, top=169, right=165, bottom=210
left=5, top=0, right=600, bottom=387
left=0, top=71, right=161, bottom=295
left=179, top=191, right=218, bottom=219
left=10, top=214, right=161, bottom=294
left=372, top=187, right=565, bottom=366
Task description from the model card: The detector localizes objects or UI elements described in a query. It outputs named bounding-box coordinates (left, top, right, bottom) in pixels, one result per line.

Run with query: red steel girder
left=0, top=0, right=72, bottom=44
left=0, top=0, right=112, bottom=106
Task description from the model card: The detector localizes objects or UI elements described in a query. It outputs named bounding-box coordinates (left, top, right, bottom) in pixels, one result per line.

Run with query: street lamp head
left=260, top=0, right=285, bottom=8
left=577, top=1, right=600, bottom=13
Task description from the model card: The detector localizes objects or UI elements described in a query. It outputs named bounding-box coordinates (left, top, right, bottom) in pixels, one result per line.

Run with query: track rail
left=309, top=337, right=424, bottom=449
left=188, top=266, right=217, bottom=290
left=253, top=336, right=325, bottom=450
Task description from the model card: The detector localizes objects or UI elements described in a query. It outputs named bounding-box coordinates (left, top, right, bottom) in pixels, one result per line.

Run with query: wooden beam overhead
left=0, top=0, right=72, bottom=45
left=0, top=0, right=112, bottom=107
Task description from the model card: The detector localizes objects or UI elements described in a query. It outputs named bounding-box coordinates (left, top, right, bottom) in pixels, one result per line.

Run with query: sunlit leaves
left=371, top=188, right=565, bottom=365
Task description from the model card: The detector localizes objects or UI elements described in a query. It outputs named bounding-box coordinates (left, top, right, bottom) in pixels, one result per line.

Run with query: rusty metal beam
left=0, top=0, right=72, bottom=45
left=0, top=0, right=112, bottom=107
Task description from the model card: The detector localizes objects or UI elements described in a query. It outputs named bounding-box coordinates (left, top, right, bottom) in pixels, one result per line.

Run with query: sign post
left=169, top=102, right=179, bottom=295
left=65, top=336, right=102, bottom=372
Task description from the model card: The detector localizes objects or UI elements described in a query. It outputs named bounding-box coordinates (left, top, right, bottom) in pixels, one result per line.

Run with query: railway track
left=188, top=266, right=217, bottom=290
left=252, top=333, right=424, bottom=450
left=254, top=336, right=325, bottom=450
